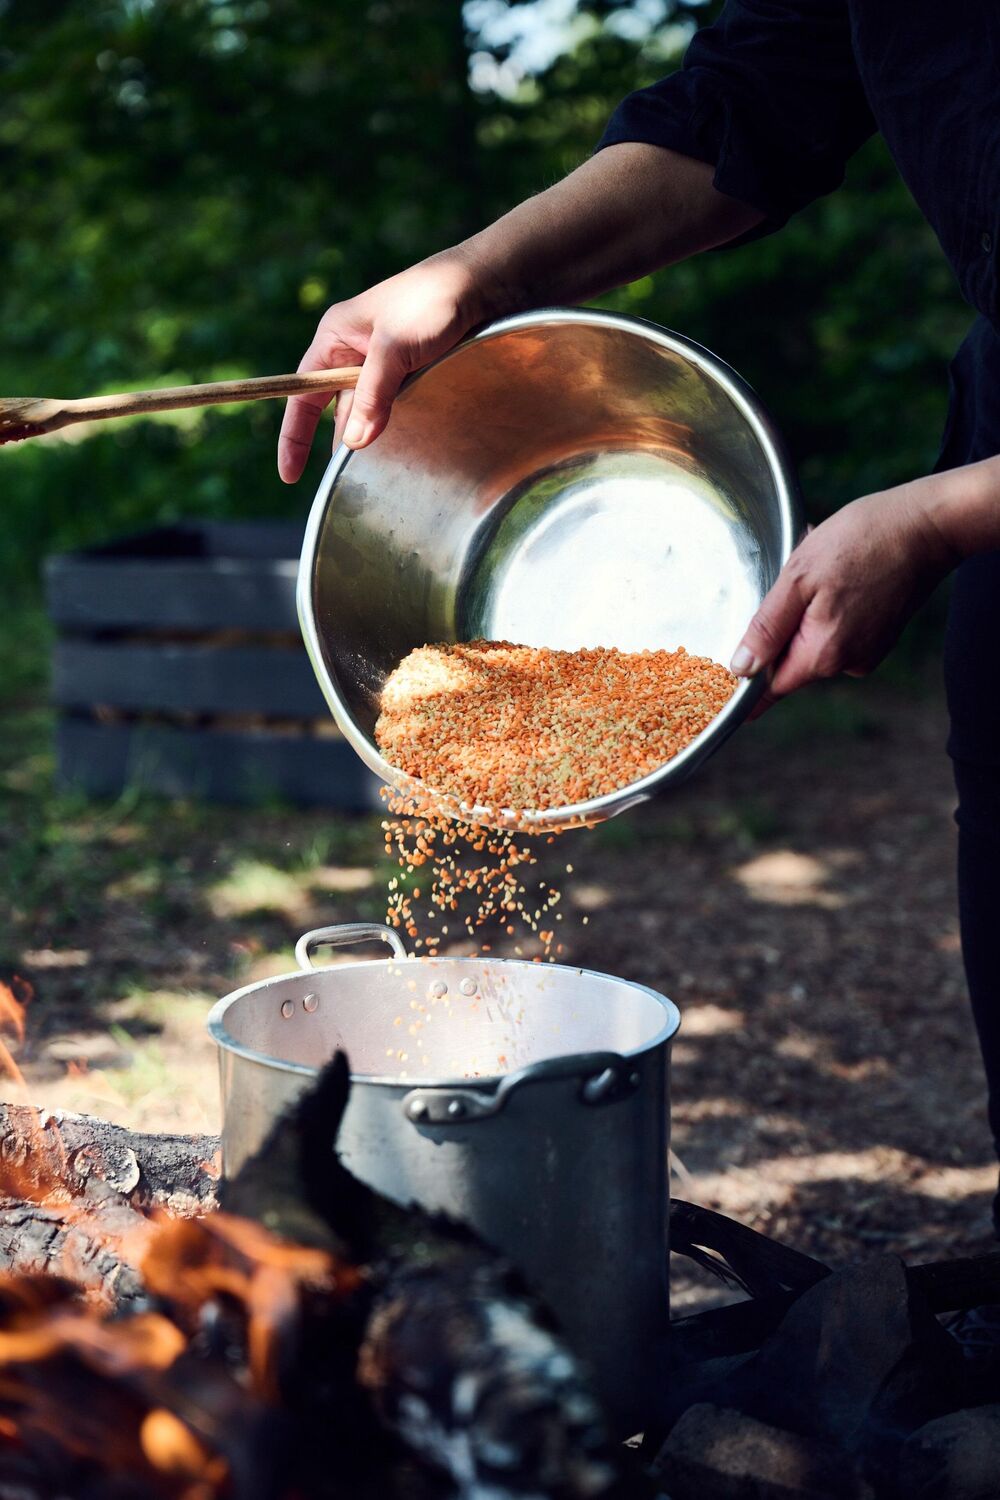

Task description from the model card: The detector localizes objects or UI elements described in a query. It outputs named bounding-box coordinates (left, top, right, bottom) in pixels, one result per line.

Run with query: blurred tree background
left=0, top=0, right=972, bottom=605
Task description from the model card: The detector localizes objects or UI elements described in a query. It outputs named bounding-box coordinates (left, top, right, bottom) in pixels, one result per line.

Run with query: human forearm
left=924, top=453, right=1000, bottom=559
left=460, top=143, right=764, bottom=315
left=278, top=143, right=761, bottom=477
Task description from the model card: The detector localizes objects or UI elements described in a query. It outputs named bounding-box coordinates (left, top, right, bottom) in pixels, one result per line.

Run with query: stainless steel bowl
left=298, top=308, right=802, bottom=828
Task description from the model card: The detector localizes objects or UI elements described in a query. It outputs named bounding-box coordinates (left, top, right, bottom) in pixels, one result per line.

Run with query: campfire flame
left=0, top=975, right=79, bottom=1206
left=0, top=988, right=386, bottom=1499
left=0, top=987, right=354, bottom=1491
left=0, top=1210, right=362, bottom=1496
left=142, top=1214, right=362, bottom=1402
left=0, top=978, right=30, bottom=1093
left=140, top=1406, right=228, bottom=1488
left=0, top=975, right=282, bottom=1492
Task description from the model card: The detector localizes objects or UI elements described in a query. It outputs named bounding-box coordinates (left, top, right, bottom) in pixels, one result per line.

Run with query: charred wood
left=0, top=1193, right=148, bottom=1307
left=0, top=1102, right=219, bottom=1214
left=358, top=1255, right=649, bottom=1500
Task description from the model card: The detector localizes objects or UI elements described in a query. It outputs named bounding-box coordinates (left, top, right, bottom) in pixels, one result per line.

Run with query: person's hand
left=277, top=248, right=503, bottom=483
left=730, top=476, right=961, bottom=712
left=276, top=140, right=766, bottom=484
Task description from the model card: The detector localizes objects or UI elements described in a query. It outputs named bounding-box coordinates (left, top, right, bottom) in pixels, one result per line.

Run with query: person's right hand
left=277, top=249, right=499, bottom=482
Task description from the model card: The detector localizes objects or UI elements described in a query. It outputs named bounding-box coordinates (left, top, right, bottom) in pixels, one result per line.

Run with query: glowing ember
left=0, top=1211, right=362, bottom=1495
left=140, top=1406, right=226, bottom=1484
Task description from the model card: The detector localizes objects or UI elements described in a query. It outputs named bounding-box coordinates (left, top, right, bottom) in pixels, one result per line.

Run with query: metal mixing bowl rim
left=205, top=953, right=681, bottom=1089
left=297, top=306, right=802, bottom=827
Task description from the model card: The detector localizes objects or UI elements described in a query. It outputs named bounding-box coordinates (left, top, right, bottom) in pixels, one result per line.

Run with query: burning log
left=0, top=1225, right=311, bottom=1500
left=358, top=1256, right=635, bottom=1500
left=0, top=1102, right=219, bottom=1214
left=0, top=1102, right=218, bottom=1305
left=0, top=1057, right=650, bottom=1500
left=0, top=969, right=218, bottom=1309
left=0, top=1195, right=149, bottom=1307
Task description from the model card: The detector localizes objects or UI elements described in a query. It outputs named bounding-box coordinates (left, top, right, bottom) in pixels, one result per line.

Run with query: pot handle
left=295, top=923, right=407, bottom=970
left=401, top=1050, right=641, bottom=1125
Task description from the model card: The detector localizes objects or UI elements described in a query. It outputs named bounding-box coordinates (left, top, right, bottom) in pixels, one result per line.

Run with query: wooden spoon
left=0, top=366, right=362, bottom=444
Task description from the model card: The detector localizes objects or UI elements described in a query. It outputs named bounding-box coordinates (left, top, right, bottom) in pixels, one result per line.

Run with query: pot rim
left=206, top=953, right=681, bottom=1089
left=296, top=305, right=802, bottom=829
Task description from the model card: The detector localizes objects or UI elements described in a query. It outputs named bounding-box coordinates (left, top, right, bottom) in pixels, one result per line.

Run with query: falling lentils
left=376, top=639, right=736, bottom=961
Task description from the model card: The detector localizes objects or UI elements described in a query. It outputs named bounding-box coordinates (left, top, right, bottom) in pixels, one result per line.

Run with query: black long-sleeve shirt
left=598, top=0, right=1000, bottom=464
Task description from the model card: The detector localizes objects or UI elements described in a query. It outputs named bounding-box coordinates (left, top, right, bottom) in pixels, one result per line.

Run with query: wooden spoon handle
left=63, top=367, right=362, bottom=424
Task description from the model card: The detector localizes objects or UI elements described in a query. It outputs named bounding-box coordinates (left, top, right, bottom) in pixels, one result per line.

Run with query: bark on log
left=0, top=1193, right=148, bottom=1306
left=0, top=1105, right=219, bottom=1299
left=0, top=1102, right=219, bottom=1213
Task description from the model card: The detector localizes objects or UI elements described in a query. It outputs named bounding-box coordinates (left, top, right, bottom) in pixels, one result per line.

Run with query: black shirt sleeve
left=598, top=0, right=876, bottom=232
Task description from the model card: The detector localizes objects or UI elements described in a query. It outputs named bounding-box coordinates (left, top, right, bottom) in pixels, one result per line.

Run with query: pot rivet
left=447, top=1098, right=466, bottom=1118
left=428, top=980, right=448, bottom=999
left=628, top=1070, right=641, bottom=1089
left=408, top=1099, right=428, bottom=1121
left=459, top=978, right=477, bottom=997
left=303, top=993, right=319, bottom=1014
left=280, top=1000, right=295, bottom=1020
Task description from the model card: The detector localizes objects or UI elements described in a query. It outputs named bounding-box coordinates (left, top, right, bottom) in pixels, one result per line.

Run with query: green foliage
left=0, top=0, right=971, bottom=605
left=0, top=0, right=487, bottom=593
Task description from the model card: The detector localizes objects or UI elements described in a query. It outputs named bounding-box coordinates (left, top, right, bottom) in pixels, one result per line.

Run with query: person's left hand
left=730, top=476, right=960, bottom=712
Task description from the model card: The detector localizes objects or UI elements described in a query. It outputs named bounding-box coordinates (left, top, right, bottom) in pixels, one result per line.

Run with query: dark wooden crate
left=54, top=718, right=380, bottom=809
left=46, top=520, right=302, bottom=633
left=45, top=522, right=382, bottom=810
left=52, top=641, right=329, bottom=718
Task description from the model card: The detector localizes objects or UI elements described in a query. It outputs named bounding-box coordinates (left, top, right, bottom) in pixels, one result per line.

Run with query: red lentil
left=377, top=637, right=735, bottom=962
left=376, top=639, right=736, bottom=819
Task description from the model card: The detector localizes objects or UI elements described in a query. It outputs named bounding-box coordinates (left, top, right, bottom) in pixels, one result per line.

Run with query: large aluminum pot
left=297, top=307, right=802, bottom=829
left=207, top=922, right=681, bottom=1431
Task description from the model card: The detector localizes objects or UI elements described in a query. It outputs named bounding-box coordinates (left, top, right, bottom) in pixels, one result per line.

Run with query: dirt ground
left=2, top=674, right=996, bottom=1305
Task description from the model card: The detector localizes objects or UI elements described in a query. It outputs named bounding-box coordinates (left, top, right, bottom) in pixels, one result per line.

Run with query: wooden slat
left=45, top=522, right=304, bottom=633
left=55, top=717, right=383, bottom=810
left=53, top=641, right=330, bottom=717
